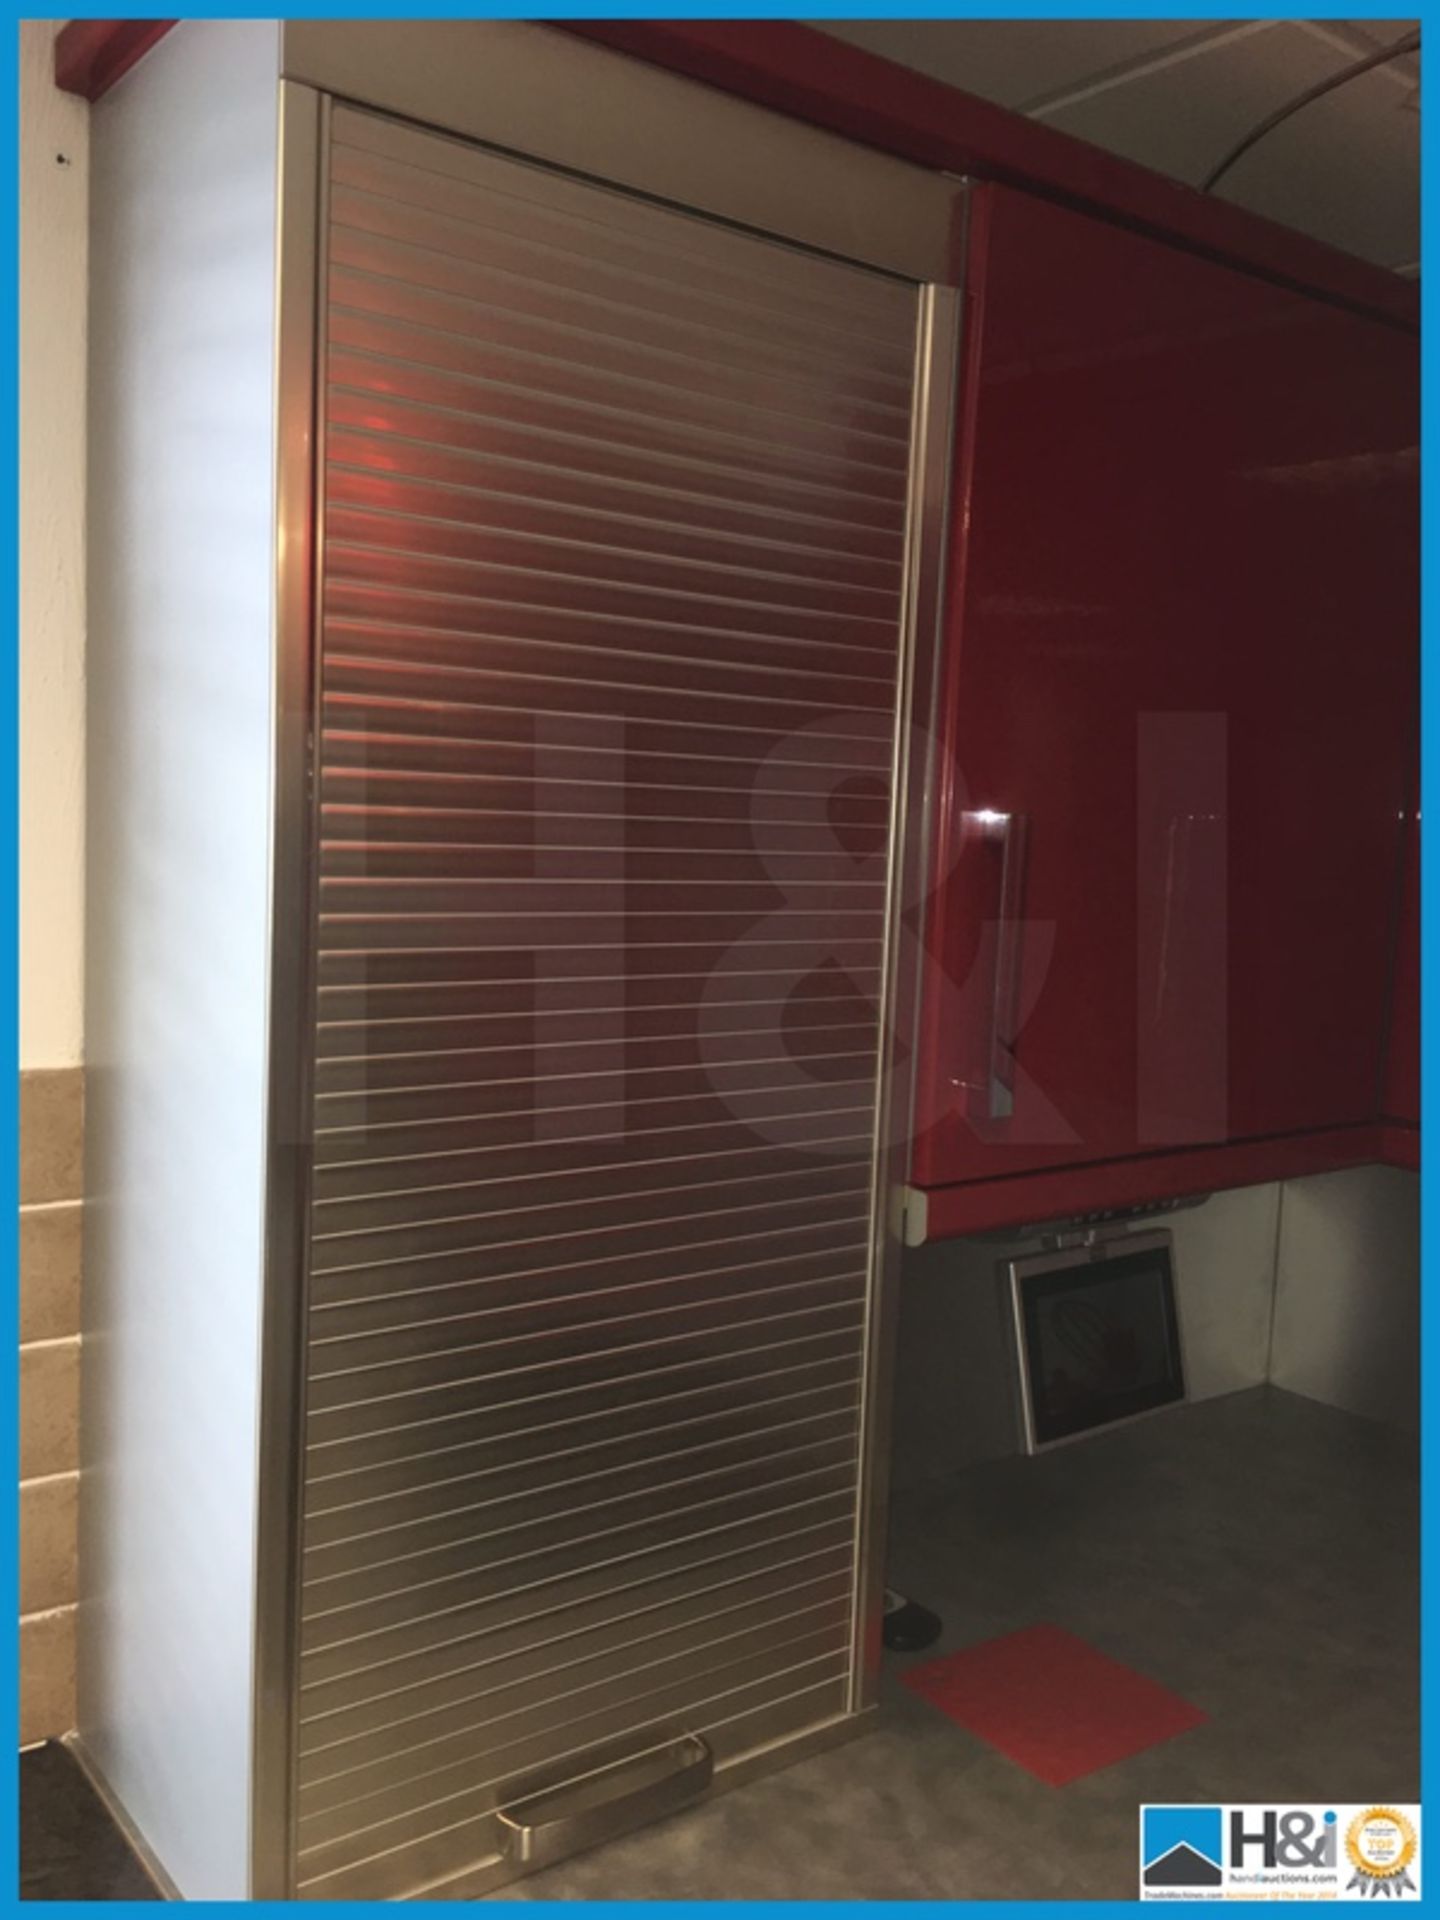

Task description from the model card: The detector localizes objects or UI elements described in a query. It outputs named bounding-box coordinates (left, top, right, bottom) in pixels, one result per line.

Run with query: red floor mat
left=901, top=1623, right=1206, bottom=1786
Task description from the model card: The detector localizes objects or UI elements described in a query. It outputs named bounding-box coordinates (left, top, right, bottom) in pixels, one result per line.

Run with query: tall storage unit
left=297, top=108, right=950, bottom=1902
left=82, top=20, right=964, bottom=1901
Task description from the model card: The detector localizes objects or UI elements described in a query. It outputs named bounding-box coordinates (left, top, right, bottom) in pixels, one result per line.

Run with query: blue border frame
left=7, top=5, right=1427, bottom=1914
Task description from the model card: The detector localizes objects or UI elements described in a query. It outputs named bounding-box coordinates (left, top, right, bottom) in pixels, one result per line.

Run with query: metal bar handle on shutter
left=497, top=1735, right=714, bottom=1868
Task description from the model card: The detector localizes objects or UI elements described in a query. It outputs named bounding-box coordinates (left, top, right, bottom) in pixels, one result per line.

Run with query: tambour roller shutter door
left=297, top=103, right=925, bottom=1900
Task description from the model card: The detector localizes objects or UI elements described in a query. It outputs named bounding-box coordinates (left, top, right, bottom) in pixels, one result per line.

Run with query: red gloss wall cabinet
left=911, top=185, right=1418, bottom=1201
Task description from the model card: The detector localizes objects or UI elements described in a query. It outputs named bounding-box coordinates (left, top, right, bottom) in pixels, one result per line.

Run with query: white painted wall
left=1271, top=1164, right=1420, bottom=1432
left=1169, top=1180, right=1282, bottom=1402
left=19, top=20, right=89, bottom=1071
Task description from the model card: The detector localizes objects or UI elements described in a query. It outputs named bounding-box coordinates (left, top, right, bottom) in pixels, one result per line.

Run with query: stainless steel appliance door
left=293, top=102, right=944, bottom=1899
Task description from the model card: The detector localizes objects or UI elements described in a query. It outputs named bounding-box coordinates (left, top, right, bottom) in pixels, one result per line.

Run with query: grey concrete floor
left=500, top=1386, right=1418, bottom=1900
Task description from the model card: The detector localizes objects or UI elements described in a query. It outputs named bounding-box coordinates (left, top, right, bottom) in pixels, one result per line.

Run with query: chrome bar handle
left=497, top=1734, right=713, bottom=1869
left=986, top=810, right=1029, bottom=1121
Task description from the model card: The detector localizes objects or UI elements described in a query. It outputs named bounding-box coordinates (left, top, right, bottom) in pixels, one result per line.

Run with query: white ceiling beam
left=1021, top=20, right=1277, bottom=119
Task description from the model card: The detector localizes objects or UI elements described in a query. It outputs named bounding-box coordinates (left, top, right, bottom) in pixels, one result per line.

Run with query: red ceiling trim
left=55, top=19, right=177, bottom=102
left=563, top=21, right=1417, bottom=331
left=52, top=18, right=1415, bottom=329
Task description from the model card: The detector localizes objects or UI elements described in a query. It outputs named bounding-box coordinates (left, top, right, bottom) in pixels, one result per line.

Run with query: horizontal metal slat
left=312, top=1079, right=874, bottom=1169
left=329, top=217, right=912, bottom=394
left=322, top=645, right=898, bottom=748
left=299, top=1443, right=856, bottom=1605
left=319, top=768, right=890, bottom=829
left=313, top=1252, right=867, bottom=1374
left=320, top=783, right=887, bottom=844
left=325, top=519, right=899, bottom=662
left=308, top=1265, right=867, bottom=1386
left=298, top=1493, right=856, bottom=1692
left=300, top=1517, right=853, bottom=1717
left=317, top=867, right=880, bottom=917
left=329, top=136, right=913, bottom=348
left=329, top=320, right=910, bottom=489
left=297, top=1670, right=849, bottom=1902
left=321, top=815, right=886, bottom=870
left=301, top=1467, right=859, bottom=1641
left=330, top=115, right=913, bottom=338
left=310, top=1177, right=869, bottom=1294
left=329, top=220, right=911, bottom=396
left=305, top=1336, right=867, bottom=1497
left=298, top=1622, right=850, bottom=1832
left=313, top=1066, right=876, bottom=1144
left=307, top=1279, right=867, bottom=1408
left=322, top=623, right=892, bottom=736
left=311, top=1267, right=864, bottom=1390
left=302, top=1424, right=859, bottom=1592
left=326, top=315, right=909, bottom=505
left=315, top=1135, right=873, bottom=1219
left=326, top=462, right=905, bottom=594
left=314, top=935, right=884, bottom=992
left=323, top=546, right=898, bottom=675
left=328, top=337, right=902, bottom=514
left=309, top=1206, right=871, bottom=1322
left=329, top=284, right=910, bottom=464
left=311, top=1136, right=871, bottom=1236
left=317, top=854, right=884, bottom=903
left=326, top=294, right=909, bottom=477
left=304, top=1319, right=866, bottom=1454
left=298, top=1589, right=851, bottom=1816
left=326, top=236, right=913, bottom=416
left=326, top=508, right=899, bottom=654
left=316, top=913, right=886, bottom=960
left=319, top=719, right=894, bottom=791
left=295, top=1641, right=851, bottom=1877
left=312, top=1006, right=879, bottom=1082
left=328, top=334, right=903, bottom=496
left=327, top=420, right=906, bottom=565
left=312, top=1028, right=877, bottom=1098
left=304, top=1379, right=859, bottom=1531
left=317, top=868, right=880, bottom=919
left=315, top=964, right=879, bottom=1030
left=326, top=386, right=907, bottom=534
left=311, top=1100, right=873, bottom=1193
left=298, top=1590, right=853, bottom=1804
left=298, top=1670, right=849, bottom=1902
left=305, top=1351, right=860, bottom=1511
left=299, top=1545, right=853, bottom=1751
left=317, top=1124, right=872, bottom=1208
left=309, top=1157, right=871, bottom=1268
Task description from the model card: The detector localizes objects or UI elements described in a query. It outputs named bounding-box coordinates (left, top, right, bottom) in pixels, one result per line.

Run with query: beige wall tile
left=19, top=1202, right=82, bottom=1344
left=20, top=1068, right=84, bottom=1206
left=20, top=1604, right=76, bottom=1745
left=20, top=1338, right=79, bottom=1480
left=20, top=1473, right=78, bottom=1616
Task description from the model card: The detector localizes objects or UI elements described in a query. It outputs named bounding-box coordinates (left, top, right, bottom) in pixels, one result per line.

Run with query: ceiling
left=815, top=20, right=1419, bottom=274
